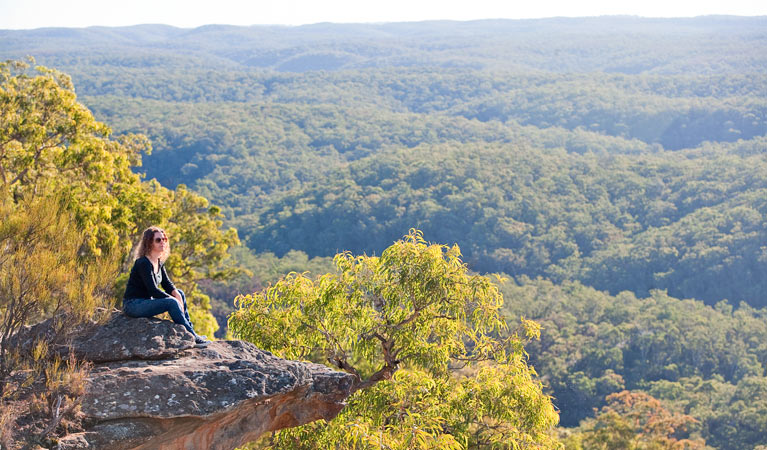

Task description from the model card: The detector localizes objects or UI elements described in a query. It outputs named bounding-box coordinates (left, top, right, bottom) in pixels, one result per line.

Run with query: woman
left=123, top=226, right=208, bottom=346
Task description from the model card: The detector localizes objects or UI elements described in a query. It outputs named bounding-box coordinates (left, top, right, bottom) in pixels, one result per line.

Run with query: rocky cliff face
left=50, top=312, right=355, bottom=449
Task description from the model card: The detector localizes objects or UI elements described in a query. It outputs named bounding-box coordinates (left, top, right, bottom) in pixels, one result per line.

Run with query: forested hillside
left=2, top=16, right=766, bottom=449
left=500, top=278, right=767, bottom=447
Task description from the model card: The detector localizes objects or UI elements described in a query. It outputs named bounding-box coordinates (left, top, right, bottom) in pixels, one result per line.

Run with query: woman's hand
left=171, top=289, right=185, bottom=313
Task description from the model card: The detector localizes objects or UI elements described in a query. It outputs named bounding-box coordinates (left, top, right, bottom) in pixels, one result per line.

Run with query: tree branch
left=38, top=393, right=82, bottom=441
left=350, top=363, right=397, bottom=394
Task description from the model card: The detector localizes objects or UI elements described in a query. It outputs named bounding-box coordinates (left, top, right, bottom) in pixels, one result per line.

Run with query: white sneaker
left=194, top=335, right=209, bottom=347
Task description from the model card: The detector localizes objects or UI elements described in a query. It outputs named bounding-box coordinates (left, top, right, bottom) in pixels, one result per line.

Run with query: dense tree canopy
left=499, top=277, right=767, bottom=448
left=230, top=231, right=559, bottom=449
left=564, top=391, right=704, bottom=450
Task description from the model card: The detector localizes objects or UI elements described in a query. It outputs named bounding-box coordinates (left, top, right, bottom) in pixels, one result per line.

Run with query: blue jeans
left=123, top=289, right=197, bottom=336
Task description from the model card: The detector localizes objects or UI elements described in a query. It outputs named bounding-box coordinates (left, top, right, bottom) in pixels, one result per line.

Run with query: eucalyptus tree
left=230, top=230, right=559, bottom=449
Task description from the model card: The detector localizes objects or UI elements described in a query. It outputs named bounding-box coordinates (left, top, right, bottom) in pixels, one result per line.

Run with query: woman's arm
left=160, top=265, right=177, bottom=294
left=170, top=289, right=184, bottom=312
left=162, top=265, right=184, bottom=312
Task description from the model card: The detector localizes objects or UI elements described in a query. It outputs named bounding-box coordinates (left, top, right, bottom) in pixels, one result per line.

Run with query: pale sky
left=0, top=0, right=765, bottom=29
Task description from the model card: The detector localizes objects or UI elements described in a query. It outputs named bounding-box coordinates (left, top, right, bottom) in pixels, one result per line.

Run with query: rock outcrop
left=48, top=312, right=355, bottom=450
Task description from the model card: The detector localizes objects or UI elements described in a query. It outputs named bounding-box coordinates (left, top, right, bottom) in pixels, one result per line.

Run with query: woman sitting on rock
left=123, top=226, right=208, bottom=347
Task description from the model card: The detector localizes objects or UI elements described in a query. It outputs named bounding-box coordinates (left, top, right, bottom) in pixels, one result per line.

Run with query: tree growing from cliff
left=229, top=230, right=559, bottom=449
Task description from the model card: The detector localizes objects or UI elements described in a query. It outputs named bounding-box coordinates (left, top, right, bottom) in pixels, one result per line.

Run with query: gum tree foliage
left=229, top=230, right=559, bottom=449
left=0, top=58, right=240, bottom=337
left=0, top=59, right=156, bottom=256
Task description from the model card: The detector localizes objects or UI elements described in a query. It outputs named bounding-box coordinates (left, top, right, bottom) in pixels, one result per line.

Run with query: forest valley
left=1, top=16, right=767, bottom=449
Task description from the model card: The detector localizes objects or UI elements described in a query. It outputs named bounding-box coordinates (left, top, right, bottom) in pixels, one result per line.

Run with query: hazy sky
left=0, top=0, right=765, bottom=29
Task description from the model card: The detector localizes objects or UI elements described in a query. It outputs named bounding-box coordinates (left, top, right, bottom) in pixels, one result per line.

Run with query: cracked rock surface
left=52, top=312, right=355, bottom=450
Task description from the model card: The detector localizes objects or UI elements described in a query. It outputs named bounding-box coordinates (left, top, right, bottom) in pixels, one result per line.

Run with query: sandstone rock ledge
left=55, top=313, right=355, bottom=450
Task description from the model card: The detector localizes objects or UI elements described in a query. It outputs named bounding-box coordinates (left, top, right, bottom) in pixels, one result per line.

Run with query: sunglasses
left=154, top=237, right=168, bottom=243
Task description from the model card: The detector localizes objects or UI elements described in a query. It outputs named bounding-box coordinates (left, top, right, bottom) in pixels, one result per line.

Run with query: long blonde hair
left=134, top=226, right=170, bottom=263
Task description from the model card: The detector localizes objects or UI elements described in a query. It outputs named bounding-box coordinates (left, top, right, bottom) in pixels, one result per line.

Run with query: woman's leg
left=124, top=298, right=166, bottom=318
left=177, top=290, right=206, bottom=342
left=124, top=297, right=196, bottom=335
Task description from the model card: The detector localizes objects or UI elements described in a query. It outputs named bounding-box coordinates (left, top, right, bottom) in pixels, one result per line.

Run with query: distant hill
left=2, top=16, right=767, bottom=73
